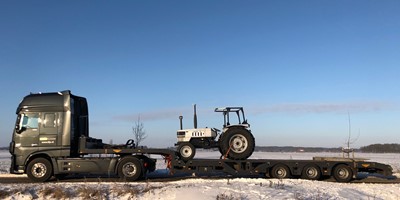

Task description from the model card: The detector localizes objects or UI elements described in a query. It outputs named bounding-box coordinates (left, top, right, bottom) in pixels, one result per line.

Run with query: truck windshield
left=19, top=113, right=39, bottom=129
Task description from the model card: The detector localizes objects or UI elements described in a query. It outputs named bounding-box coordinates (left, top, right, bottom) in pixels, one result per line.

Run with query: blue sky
left=1, top=1, right=399, bottom=148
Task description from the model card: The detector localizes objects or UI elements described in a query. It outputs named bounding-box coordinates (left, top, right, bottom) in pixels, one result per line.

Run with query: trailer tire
left=333, top=164, right=353, bottom=182
left=117, top=157, right=143, bottom=181
left=301, top=164, right=321, bottom=180
left=26, top=158, right=53, bottom=182
left=270, top=164, right=291, bottom=179
left=178, top=143, right=196, bottom=161
left=220, top=127, right=255, bottom=160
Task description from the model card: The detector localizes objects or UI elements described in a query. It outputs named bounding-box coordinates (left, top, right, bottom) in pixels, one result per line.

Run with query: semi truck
left=9, top=90, right=393, bottom=182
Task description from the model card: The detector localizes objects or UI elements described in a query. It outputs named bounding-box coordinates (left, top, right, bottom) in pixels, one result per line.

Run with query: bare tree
left=343, top=112, right=360, bottom=158
left=132, top=115, right=147, bottom=147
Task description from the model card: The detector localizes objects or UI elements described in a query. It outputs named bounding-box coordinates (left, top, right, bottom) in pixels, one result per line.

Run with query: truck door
left=15, top=113, right=40, bottom=150
left=39, top=113, right=59, bottom=148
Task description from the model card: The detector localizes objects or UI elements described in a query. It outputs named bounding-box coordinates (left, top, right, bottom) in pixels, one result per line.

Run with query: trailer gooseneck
left=9, top=91, right=393, bottom=182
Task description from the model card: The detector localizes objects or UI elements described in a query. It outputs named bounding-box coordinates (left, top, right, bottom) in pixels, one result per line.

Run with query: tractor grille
left=177, top=131, right=185, bottom=137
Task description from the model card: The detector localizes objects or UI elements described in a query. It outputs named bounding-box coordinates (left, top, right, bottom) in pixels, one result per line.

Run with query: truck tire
left=178, top=143, right=196, bottom=161
left=117, top=157, right=143, bottom=181
left=270, top=164, right=291, bottom=179
left=301, top=164, right=321, bottom=180
left=332, top=164, right=353, bottom=183
left=26, top=158, right=53, bottom=182
left=219, top=127, right=255, bottom=160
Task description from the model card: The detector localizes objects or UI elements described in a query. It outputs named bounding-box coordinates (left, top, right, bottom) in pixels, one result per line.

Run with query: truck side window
left=21, top=113, right=39, bottom=129
left=43, top=113, right=56, bottom=128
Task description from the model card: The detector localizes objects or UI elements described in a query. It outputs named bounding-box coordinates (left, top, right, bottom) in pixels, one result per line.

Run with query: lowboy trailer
left=9, top=91, right=393, bottom=182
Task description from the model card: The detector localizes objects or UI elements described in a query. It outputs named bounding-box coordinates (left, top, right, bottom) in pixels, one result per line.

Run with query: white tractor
left=176, top=105, right=255, bottom=161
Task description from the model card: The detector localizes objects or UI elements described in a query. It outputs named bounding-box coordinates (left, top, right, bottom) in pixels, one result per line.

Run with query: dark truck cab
left=9, top=90, right=161, bottom=182
left=10, top=91, right=89, bottom=174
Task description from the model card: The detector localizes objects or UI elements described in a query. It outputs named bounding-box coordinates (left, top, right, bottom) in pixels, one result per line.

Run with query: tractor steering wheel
left=126, top=139, right=135, bottom=148
left=212, top=128, right=221, bottom=132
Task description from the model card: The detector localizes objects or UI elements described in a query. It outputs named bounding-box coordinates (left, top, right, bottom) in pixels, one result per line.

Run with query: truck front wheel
left=26, top=158, right=53, bottom=182
left=118, top=157, right=143, bottom=181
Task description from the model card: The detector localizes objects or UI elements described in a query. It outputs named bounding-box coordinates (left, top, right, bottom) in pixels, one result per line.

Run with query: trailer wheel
left=178, top=143, right=196, bottom=161
left=301, top=164, right=321, bottom=180
left=333, top=164, right=353, bottom=182
left=117, top=157, right=143, bottom=181
left=270, top=164, right=291, bottom=179
left=26, top=158, right=53, bottom=182
left=220, top=127, right=255, bottom=160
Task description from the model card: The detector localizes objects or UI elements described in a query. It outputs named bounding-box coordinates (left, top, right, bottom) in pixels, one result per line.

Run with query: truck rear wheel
left=301, top=164, right=321, bottom=180
left=27, top=158, right=53, bottom=182
left=117, top=157, right=143, bottom=181
left=333, top=164, right=353, bottom=182
left=220, top=127, right=255, bottom=160
left=178, top=143, right=196, bottom=161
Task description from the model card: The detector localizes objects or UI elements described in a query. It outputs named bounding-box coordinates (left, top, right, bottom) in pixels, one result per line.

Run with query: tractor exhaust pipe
left=193, top=104, right=197, bottom=129
left=179, top=116, right=183, bottom=130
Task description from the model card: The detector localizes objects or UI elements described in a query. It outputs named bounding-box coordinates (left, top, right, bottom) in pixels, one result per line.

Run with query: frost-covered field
left=0, top=150, right=10, bottom=174
left=1, top=150, right=400, bottom=199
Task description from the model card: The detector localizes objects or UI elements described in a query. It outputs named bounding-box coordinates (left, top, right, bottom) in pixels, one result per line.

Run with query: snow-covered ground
left=1, top=150, right=399, bottom=199
left=0, top=150, right=11, bottom=174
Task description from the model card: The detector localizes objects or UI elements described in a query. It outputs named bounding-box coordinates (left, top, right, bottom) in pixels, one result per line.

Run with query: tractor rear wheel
left=219, top=127, right=255, bottom=160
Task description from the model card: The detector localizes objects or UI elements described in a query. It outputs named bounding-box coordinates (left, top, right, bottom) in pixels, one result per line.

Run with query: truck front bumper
left=10, top=155, right=24, bottom=174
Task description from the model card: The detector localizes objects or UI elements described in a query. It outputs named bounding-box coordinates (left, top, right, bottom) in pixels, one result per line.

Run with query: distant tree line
left=360, top=143, right=400, bottom=153
left=255, top=146, right=342, bottom=152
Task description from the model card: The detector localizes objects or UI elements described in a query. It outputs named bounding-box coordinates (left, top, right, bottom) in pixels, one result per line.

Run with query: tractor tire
left=219, top=127, right=255, bottom=160
left=178, top=143, right=196, bottom=161
left=217, top=135, right=223, bottom=155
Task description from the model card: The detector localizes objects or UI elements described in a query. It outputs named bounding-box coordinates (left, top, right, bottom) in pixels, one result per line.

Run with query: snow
left=0, top=150, right=10, bottom=174
left=1, top=178, right=399, bottom=200
left=1, top=150, right=400, bottom=199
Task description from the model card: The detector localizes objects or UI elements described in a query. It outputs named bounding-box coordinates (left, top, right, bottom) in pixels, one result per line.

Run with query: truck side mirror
left=16, top=126, right=27, bottom=134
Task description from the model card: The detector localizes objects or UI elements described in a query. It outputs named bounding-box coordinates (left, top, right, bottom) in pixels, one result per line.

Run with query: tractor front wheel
left=178, top=143, right=196, bottom=161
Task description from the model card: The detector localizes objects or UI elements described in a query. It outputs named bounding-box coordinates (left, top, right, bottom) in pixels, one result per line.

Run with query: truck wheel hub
left=32, top=163, right=47, bottom=178
left=122, top=162, right=137, bottom=176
